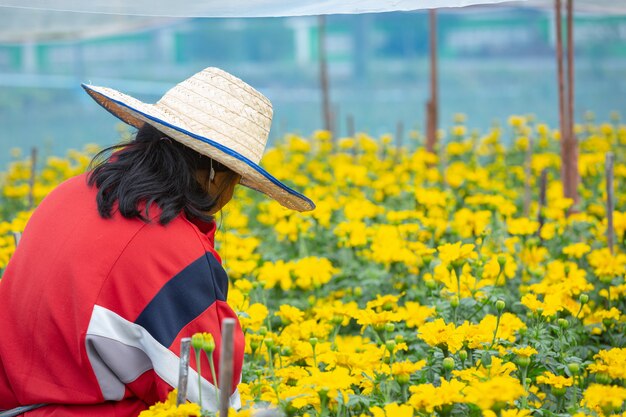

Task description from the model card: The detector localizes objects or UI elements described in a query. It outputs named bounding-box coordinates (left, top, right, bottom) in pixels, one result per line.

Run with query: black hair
left=87, top=123, right=236, bottom=225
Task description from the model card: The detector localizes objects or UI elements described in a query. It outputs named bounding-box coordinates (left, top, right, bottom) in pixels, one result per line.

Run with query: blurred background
left=1, top=4, right=625, bottom=166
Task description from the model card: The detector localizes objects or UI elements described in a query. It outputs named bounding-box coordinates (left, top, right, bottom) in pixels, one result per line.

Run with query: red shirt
left=0, top=173, right=244, bottom=416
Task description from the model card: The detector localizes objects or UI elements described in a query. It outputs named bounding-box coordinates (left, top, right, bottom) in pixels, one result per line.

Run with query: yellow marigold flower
left=581, top=384, right=626, bottom=415
left=588, top=348, right=626, bottom=380
left=239, top=303, right=268, bottom=332
left=291, top=256, right=338, bottom=289
left=507, top=218, right=539, bottom=236
left=139, top=390, right=201, bottom=417
left=437, top=242, right=476, bottom=265
left=563, top=242, right=591, bottom=259
left=511, top=346, right=538, bottom=358
left=418, top=318, right=464, bottom=353
left=536, top=371, right=574, bottom=389
left=370, top=403, right=413, bottom=417
left=484, top=410, right=533, bottom=417
left=464, top=375, right=525, bottom=410
left=257, top=260, right=293, bottom=290
left=275, top=304, right=305, bottom=325
left=408, top=379, right=466, bottom=413
left=391, top=360, right=427, bottom=376
left=398, top=301, right=436, bottom=328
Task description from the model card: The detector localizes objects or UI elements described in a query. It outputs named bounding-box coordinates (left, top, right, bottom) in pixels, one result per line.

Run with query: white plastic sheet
left=0, top=0, right=526, bottom=17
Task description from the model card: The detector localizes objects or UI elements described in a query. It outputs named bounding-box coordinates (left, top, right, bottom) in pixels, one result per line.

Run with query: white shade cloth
left=0, top=0, right=526, bottom=17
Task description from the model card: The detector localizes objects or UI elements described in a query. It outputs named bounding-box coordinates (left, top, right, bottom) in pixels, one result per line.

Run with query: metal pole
left=606, top=152, right=615, bottom=253
left=176, top=338, right=192, bottom=406
left=218, top=319, right=236, bottom=417
left=318, top=15, right=332, bottom=134
left=13, top=232, right=22, bottom=247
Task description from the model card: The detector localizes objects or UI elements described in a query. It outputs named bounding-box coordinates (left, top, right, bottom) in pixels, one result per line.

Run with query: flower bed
left=1, top=114, right=626, bottom=416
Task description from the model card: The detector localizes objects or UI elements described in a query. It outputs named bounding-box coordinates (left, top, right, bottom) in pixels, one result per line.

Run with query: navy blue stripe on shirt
left=135, top=252, right=229, bottom=347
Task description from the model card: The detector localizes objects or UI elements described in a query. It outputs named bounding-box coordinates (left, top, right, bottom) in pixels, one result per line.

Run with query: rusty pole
left=426, top=9, right=438, bottom=153
left=566, top=0, right=579, bottom=207
left=318, top=15, right=332, bottom=134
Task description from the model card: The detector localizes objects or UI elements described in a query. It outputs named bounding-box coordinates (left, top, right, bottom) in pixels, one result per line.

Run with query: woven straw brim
left=82, top=84, right=315, bottom=212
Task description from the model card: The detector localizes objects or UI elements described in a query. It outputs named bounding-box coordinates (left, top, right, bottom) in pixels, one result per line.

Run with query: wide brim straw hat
left=81, top=67, right=315, bottom=212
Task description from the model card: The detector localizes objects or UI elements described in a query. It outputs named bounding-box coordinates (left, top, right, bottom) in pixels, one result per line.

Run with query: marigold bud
left=281, top=346, right=293, bottom=357
left=459, top=350, right=468, bottom=362
left=450, top=296, right=460, bottom=308
left=495, top=299, right=506, bottom=312
left=259, top=326, right=268, bottom=336
left=596, top=372, right=612, bottom=385
left=425, top=280, right=437, bottom=290
left=191, top=333, right=204, bottom=351
left=384, top=323, right=395, bottom=333
left=264, top=338, right=275, bottom=350
left=497, top=255, right=507, bottom=267
left=443, top=357, right=455, bottom=371
left=385, top=340, right=396, bottom=352
left=557, top=318, right=569, bottom=329
left=551, top=386, right=567, bottom=397
left=395, top=374, right=410, bottom=385
left=579, top=293, right=589, bottom=304
left=516, top=356, right=530, bottom=368
left=309, top=337, right=318, bottom=347
left=568, top=363, right=580, bottom=375
left=202, top=333, right=215, bottom=353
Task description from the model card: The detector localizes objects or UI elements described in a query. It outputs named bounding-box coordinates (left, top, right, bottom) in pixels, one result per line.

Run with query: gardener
left=0, top=67, right=314, bottom=416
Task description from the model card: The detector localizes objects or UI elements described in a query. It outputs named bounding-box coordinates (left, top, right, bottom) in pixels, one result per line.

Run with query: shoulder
left=95, top=214, right=224, bottom=320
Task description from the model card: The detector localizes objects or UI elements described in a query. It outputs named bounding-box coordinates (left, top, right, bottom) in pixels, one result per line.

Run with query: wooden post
left=425, top=9, right=438, bottom=153
left=566, top=0, right=578, bottom=207
left=176, top=338, right=191, bottom=406
left=537, top=169, right=548, bottom=237
left=28, top=147, right=38, bottom=210
left=395, top=120, right=404, bottom=162
left=523, top=135, right=535, bottom=216
left=606, top=152, right=615, bottom=253
left=347, top=114, right=355, bottom=138
left=13, top=232, right=22, bottom=247
left=218, top=318, right=236, bottom=417
left=318, top=15, right=332, bottom=134
left=555, top=0, right=567, bottom=196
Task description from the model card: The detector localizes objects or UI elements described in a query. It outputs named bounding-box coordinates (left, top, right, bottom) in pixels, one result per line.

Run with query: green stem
left=195, top=349, right=202, bottom=409
left=489, top=313, right=502, bottom=350
left=205, top=351, right=219, bottom=408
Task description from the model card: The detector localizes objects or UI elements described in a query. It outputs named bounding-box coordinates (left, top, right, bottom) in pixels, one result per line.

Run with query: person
left=0, top=67, right=315, bottom=416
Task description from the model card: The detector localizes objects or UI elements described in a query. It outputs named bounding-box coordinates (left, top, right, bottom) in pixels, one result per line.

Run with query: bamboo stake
left=425, top=9, right=438, bottom=153
left=523, top=135, right=535, bottom=216
left=318, top=15, right=332, bottom=134
left=28, top=147, right=37, bottom=210
left=176, top=338, right=192, bottom=406
left=218, top=318, right=236, bottom=417
left=606, top=152, right=615, bottom=253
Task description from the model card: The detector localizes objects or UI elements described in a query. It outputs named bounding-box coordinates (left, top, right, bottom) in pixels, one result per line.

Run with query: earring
left=209, top=160, right=215, bottom=182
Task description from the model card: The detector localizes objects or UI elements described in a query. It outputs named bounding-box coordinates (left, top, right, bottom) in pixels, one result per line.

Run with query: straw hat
left=81, top=67, right=315, bottom=212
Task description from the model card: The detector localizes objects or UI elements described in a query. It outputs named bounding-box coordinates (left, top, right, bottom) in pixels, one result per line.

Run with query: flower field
left=1, top=114, right=626, bottom=417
